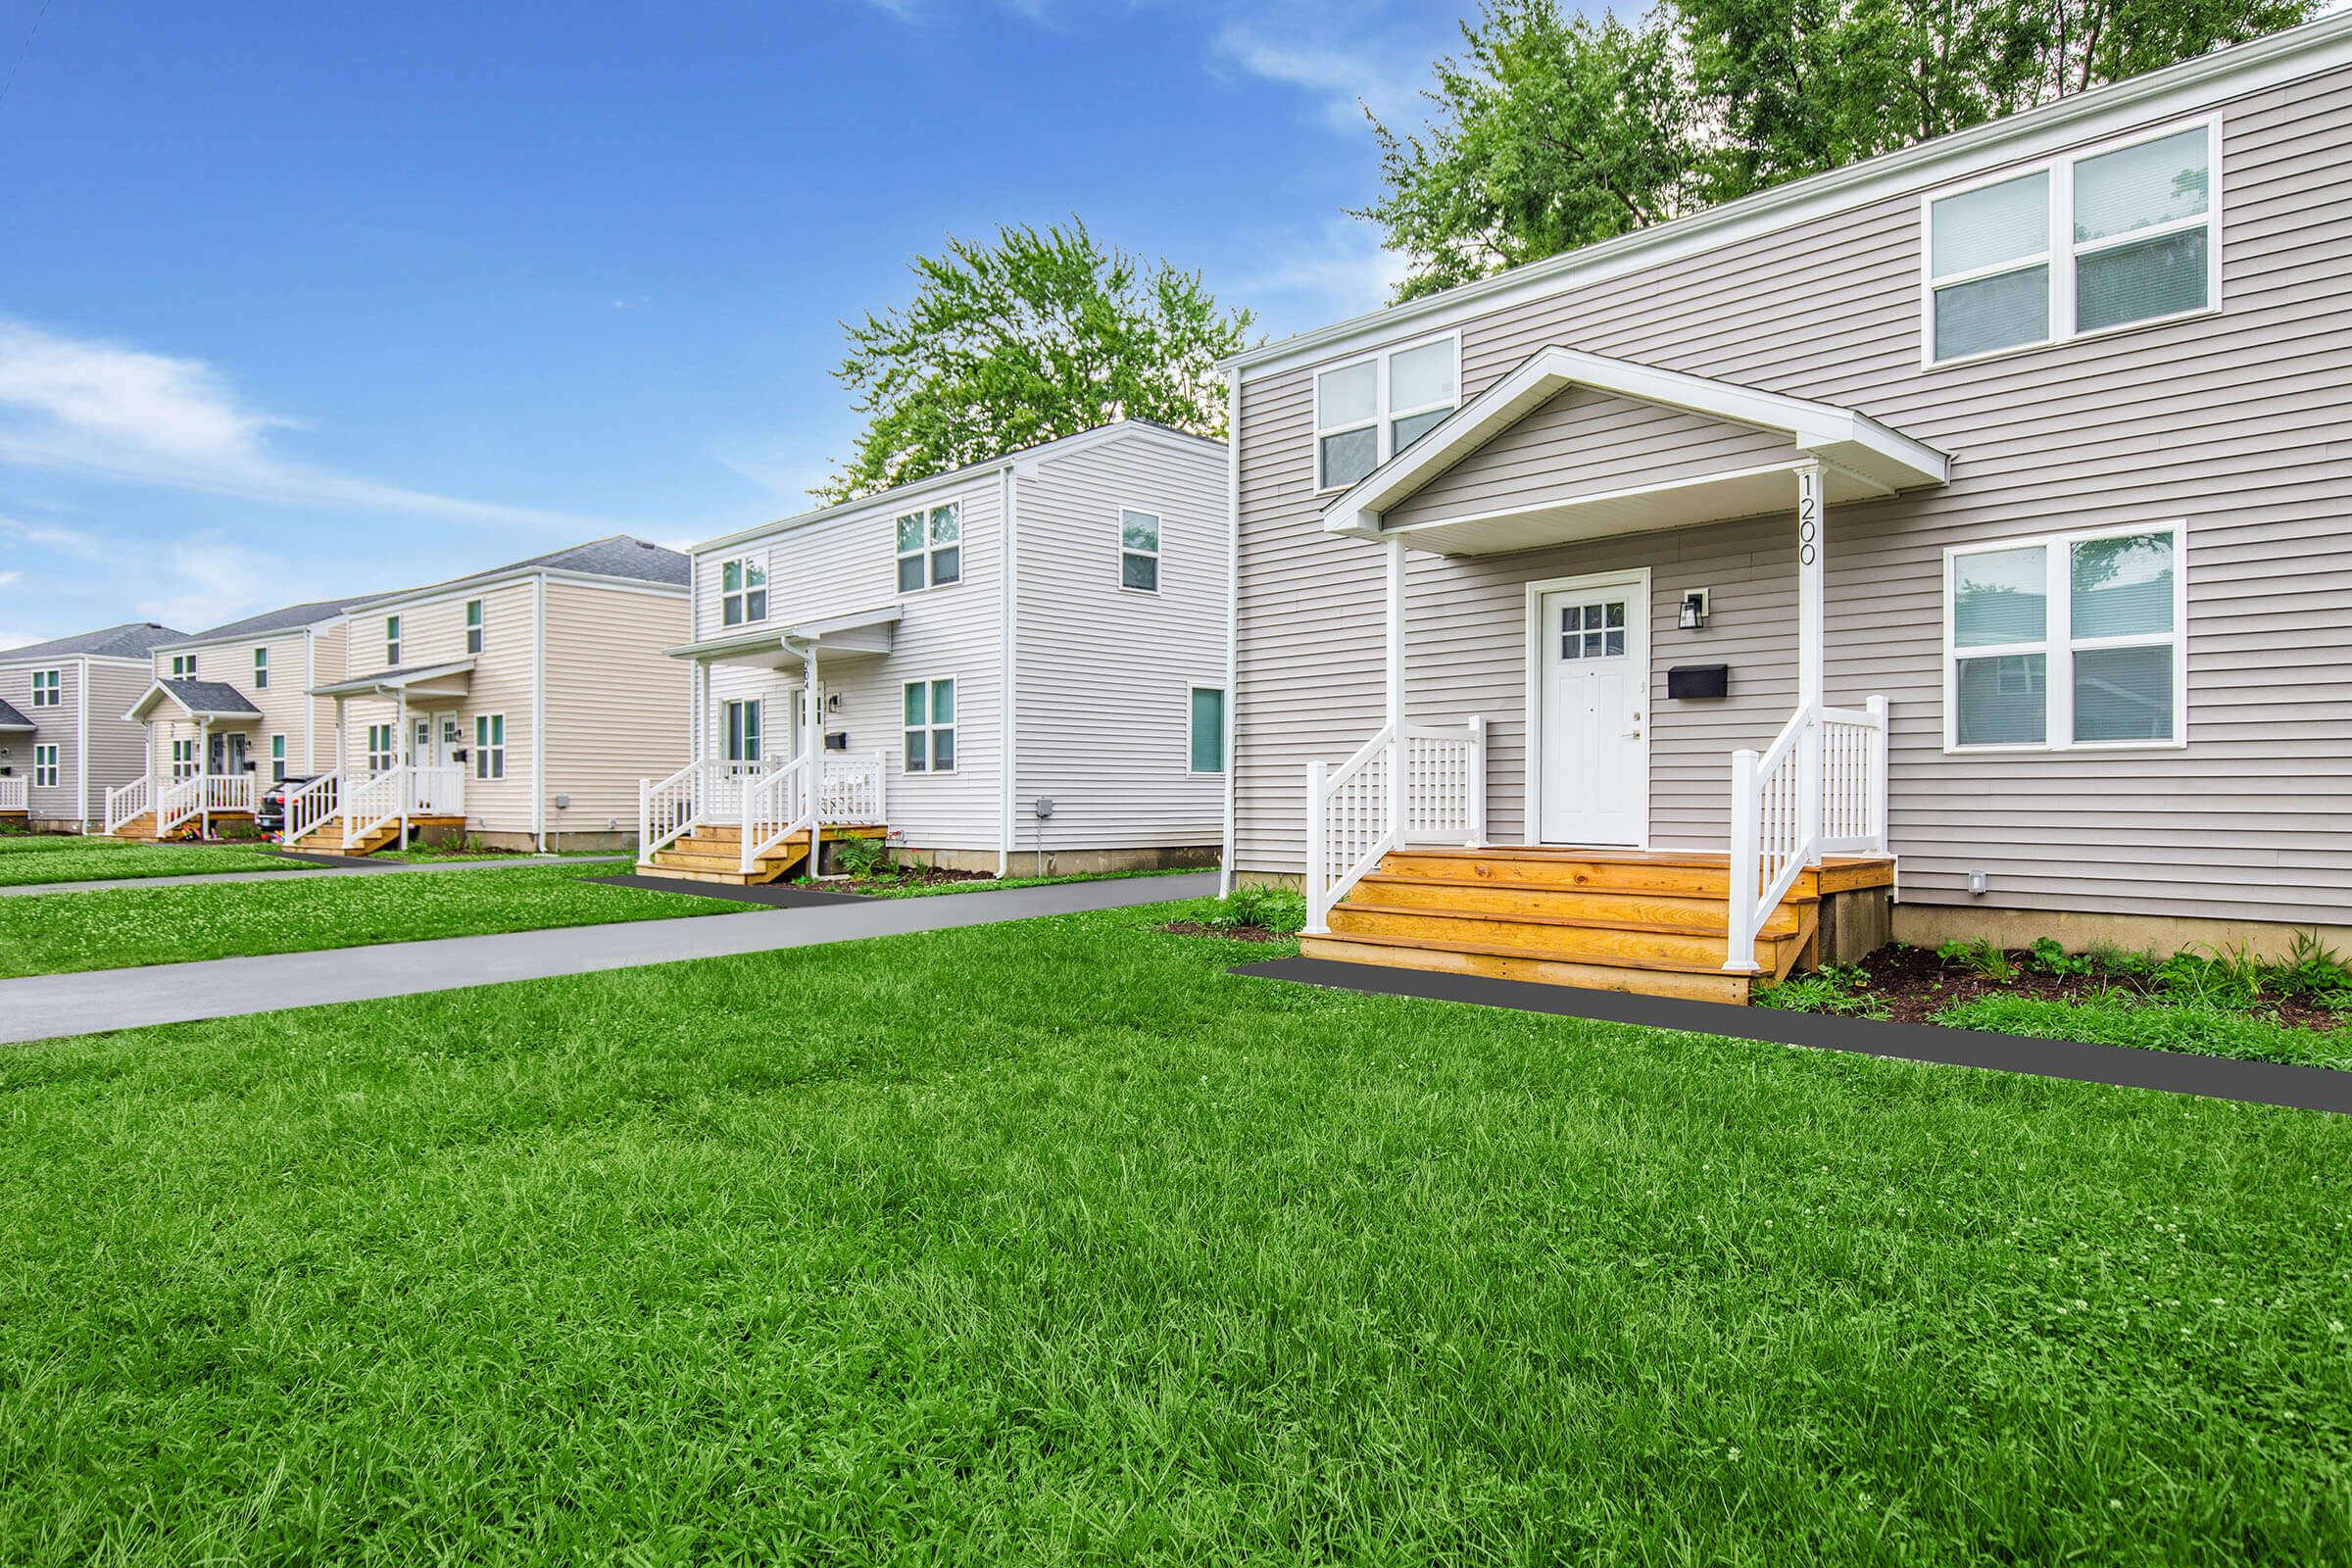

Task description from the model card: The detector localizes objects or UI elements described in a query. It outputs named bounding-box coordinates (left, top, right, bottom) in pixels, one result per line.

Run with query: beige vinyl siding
left=1234, top=64, right=2352, bottom=925
left=1384, top=389, right=1799, bottom=530
left=340, top=580, right=539, bottom=835
left=542, top=580, right=690, bottom=837
left=1011, top=432, right=1229, bottom=851
left=305, top=622, right=348, bottom=772
left=144, top=627, right=340, bottom=785
left=699, top=475, right=1005, bottom=854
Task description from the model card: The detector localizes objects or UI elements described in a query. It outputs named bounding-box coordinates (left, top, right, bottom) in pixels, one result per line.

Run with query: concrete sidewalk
left=0, top=853, right=630, bottom=898
left=0, top=871, right=1217, bottom=1044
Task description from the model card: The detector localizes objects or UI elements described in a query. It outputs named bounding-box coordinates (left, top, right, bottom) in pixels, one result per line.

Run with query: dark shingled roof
left=0, top=696, right=33, bottom=730
left=170, top=597, right=375, bottom=648
left=0, top=621, right=187, bottom=662
left=155, top=678, right=264, bottom=718
left=352, top=535, right=690, bottom=608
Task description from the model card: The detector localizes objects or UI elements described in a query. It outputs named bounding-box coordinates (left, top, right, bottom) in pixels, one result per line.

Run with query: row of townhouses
left=5, top=15, right=2347, bottom=1001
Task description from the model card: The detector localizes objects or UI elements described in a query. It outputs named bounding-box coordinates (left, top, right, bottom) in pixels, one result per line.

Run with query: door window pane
left=1955, top=654, right=2047, bottom=746
left=1952, top=547, right=2047, bottom=647
left=2074, top=646, right=2174, bottom=743
left=2073, top=127, right=2208, bottom=244
left=1931, top=172, right=2049, bottom=275
left=2076, top=228, right=2207, bottom=333
left=2070, top=532, right=2174, bottom=639
left=1934, top=266, right=2049, bottom=361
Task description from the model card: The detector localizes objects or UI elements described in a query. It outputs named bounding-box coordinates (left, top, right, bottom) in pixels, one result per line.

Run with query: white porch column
left=804, top=647, right=822, bottom=872
left=1796, top=461, right=1825, bottom=859
left=197, top=717, right=211, bottom=839
left=1385, top=534, right=1405, bottom=848
left=396, top=687, right=410, bottom=848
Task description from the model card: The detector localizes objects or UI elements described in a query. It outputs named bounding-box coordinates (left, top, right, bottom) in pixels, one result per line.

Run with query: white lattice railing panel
left=819, top=752, right=887, bottom=825
left=0, top=776, right=24, bottom=812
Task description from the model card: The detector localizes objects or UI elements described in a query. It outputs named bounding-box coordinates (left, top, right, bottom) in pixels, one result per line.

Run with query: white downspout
left=1218, top=370, right=1240, bottom=898
left=197, top=716, right=211, bottom=840
left=531, top=573, right=548, bottom=852
left=806, top=645, right=821, bottom=874
left=998, top=461, right=1017, bottom=878
left=396, top=686, right=410, bottom=849
left=1385, top=534, right=1406, bottom=855
left=74, top=657, right=89, bottom=831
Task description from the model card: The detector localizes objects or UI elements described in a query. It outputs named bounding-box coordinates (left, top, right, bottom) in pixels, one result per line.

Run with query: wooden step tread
left=1337, top=894, right=1793, bottom=942
left=1325, top=908, right=1769, bottom=976
left=1348, top=873, right=1803, bottom=935
left=1300, top=933, right=1758, bottom=1004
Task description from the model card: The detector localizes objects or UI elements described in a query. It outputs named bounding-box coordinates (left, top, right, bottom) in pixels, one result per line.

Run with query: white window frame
left=170, top=654, right=195, bottom=679
left=384, top=614, right=402, bottom=666
left=270, top=734, right=287, bottom=782
left=1119, top=508, right=1160, bottom=594
left=172, top=737, right=198, bottom=780
left=32, top=744, right=57, bottom=790
left=895, top=503, right=961, bottom=593
left=28, top=668, right=59, bottom=708
left=1941, top=520, right=2187, bottom=755
left=902, top=676, right=956, bottom=775
left=1921, top=117, right=2221, bottom=369
left=465, top=599, right=484, bottom=655
left=719, top=558, right=767, bottom=627
left=1312, top=330, right=1461, bottom=494
left=720, top=699, right=762, bottom=764
left=1188, top=683, right=1226, bottom=774
left=253, top=646, right=270, bottom=689
left=473, top=713, right=506, bottom=780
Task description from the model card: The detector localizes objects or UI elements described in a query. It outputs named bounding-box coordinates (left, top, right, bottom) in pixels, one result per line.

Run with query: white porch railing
left=1304, top=716, right=1488, bottom=935
left=411, top=763, right=466, bottom=818
left=741, top=755, right=813, bottom=875
left=819, top=751, right=888, bottom=825
left=203, top=773, right=258, bottom=817
left=342, top=764, right=409, bottom=846
left=284, top=771, right=341, bottom=843
left=637, top=759, right=760, bottom=861
left=155, top=775, right=204, bottom=839
left=0, top=775, right=24, bottom=813
left=1726, top=696, right=1887, bottom=971
left=103, top=773, right=152, bottom=836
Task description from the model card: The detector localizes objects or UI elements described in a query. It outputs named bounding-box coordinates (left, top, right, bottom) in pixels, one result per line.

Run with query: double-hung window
left=721, top=699, right=762, bottom=764
left=253, top=646, right=269, bottom=689
left=1189, top=685, right=1225, bottom=773
left=903, top=678, right=956, bottom=773
left=720, top=560, right=766, bottom=627
left=172, top=738, right=197, bottom=780
left=170, top=655, right=194, bottom=678
left=1946, top=524, right=2182, bottom=752
left=466, top=600, right=484, bottom=655
left=384, top=615, right=402, bottom=665
left=473, top=714, right=506, bottom=780
left=1120, top=510, right=1160, bottom=592
left=1926, top=121, right=2217, bottom=365
left=28, top=669, right=59, bottom=708
left=32, top=745, right=57, bottom=789
left=1315, top=336, right=1458, bottom=491
left=896, top=504, right=960, bottom=592
left=270, top=735, right=287, bottom=782
left=366, top=723, right=395, bottom=775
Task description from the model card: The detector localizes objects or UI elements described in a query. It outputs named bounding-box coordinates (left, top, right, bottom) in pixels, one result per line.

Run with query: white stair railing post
left=1304, top=759, right=1330, bottom=935
left=1465, top=715, right=1488, bottom=848
left=1866, top=694, right=1890, bottom=854
left=1796, top=704, right=1823, bottom=867
left=1725, top=748, right=1761, bottom=972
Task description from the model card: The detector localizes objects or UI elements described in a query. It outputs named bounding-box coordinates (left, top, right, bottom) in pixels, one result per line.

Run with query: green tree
left=1363, top=0, right=2320, bottom=303
left=818, top=221, right=1252, bottom=504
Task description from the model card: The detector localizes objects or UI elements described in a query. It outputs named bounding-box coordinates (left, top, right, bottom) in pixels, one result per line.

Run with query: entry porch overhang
left=667, top=605, right=903, bottom=670
left=310, top=660, right=475, bottom=704
left=1321, top=346, right=1950, bottom=556
left=123, top=678, right=266, bottom=725
left=0, top=696, right=33, bottom=734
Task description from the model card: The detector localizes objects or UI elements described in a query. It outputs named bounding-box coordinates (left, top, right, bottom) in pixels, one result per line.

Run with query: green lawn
left=0, top=863, right=744, bottom=976
left=2, top=899, right=2347, bottom=1563
left=0, top=833, right=299, bottom=887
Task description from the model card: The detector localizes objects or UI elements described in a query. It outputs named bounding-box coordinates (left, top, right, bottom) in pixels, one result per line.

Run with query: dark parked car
left=254, top=773, right=330, bottom=838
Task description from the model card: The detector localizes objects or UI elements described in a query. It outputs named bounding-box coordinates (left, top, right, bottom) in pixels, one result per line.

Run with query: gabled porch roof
left=123, top=678, right=266, bottom=724
left=0, top=696, right=32, bottom=733
left=667, top=605, right=903, bottom=669
left=310, top=660, right=475, bottom=702
left=1322, top=346, right=1950, bottom=556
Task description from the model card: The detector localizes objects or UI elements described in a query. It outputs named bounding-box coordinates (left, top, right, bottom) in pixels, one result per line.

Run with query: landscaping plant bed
left=1838, top=942, right=2352, bottom=1032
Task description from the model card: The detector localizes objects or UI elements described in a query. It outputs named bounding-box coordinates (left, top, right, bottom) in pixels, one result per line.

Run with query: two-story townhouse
left=299, top=536, right=691, bottom=854
left=113, top=599, right=367, bottom=838
left=1226, top=14, right=2352, bottom=1004
left=642, top=420, right=1228, bottom=883
left=0, top=622, right=185, bottom=831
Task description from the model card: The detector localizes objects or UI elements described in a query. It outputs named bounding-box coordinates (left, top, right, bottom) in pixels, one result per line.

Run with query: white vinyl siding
left=1314, top=335, right=1459, bottom=491
left=1926, top=119, right=2218, bottom=364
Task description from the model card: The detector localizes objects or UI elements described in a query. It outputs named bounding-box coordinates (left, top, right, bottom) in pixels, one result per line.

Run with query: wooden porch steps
left=641, top=823, right=887, bottom=886
left=1300, top=847, right=1890, bottom=1005
left=285, top=815, right=465, bottom=858
left=109, top=810, right=254, bottom=844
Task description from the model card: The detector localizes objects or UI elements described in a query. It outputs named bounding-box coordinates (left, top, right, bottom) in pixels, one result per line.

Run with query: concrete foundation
left=1892, top=904, right=2352, bottom=962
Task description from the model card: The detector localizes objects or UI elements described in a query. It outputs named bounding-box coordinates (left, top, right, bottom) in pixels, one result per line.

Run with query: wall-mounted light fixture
left=1678, top=589, right=1711, bottom=631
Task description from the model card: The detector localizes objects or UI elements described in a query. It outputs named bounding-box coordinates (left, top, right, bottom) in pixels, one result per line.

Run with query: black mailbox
left=1666, top=664, right=1729, bottom=700
left=824, top=731, right=850, bottom=751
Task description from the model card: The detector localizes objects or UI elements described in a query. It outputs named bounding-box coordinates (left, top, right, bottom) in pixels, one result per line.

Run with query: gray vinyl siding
left=82, top=662, right=153, bottom=821
left=1384, top=389, right=1799, bottom=529
left=1010, top=432, right=1228, bottom=852
left=1234, top=62, right=2352, bottom=925
left=0, top=657, right=153, bottom=826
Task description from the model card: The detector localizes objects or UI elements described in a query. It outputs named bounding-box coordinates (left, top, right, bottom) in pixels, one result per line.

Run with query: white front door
left=1536, top=576, right=1648, bottom=846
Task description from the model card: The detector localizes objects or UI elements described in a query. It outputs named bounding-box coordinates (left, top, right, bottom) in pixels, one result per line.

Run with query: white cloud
left=1231, top=217, right=1409, bottom=330
left=0, top=318, right=612, bottom=532
left=133, top=532, right=330, bottom=632
left=0, top=515, right=111, bottom=564
left=1209, top=7, right=1446, bottom=135
left=0, top=570, right=21, bottom=589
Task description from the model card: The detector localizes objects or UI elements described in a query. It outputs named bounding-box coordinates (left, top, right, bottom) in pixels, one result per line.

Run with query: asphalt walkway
left=0, top=871, right=1217, bottom=1044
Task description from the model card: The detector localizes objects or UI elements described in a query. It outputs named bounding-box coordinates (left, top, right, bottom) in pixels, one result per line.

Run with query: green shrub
left=1754, top=961, right=1886, bottom=1018
left=2025, top=936, right=2093, bottom=978
left=834, top=835, right=897, bottom=880
left=1206, top=885, right=1306, bottom=936
left=1936, top=938, right=2016, bottom=982
left=1933, top=993, right=2352, bottom=1072
left=2275, top=931, right=2352, bottom=1002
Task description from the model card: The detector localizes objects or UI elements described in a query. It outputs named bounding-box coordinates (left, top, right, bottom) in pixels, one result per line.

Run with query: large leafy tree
left=818, top=221, right=1253, bottom=503
left=1363, top=0, right=2320, bottom=303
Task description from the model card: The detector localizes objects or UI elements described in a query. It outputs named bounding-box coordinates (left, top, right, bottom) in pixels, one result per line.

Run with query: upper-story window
left=720, top=559, right=766, bottom=626
left=28, top=669, right=59, bottom=708
left=384, top=614, right=402, bottom=665
left=465, top=599, right=483, bottom=655
left=1926, top=121, right=2216, bottom=366
left=1315, top=335, right=1458, bottom=491
left=170, top=654, right=195, bottom=678
left=253, top=646, right=269, bottom=688
left=896, top=504, right=960, bottom=592
left=1120, top=510, right=1160, bottom=592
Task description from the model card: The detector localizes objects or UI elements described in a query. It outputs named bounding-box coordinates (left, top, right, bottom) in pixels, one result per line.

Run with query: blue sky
left=0, top=0, right=1467, bottom=647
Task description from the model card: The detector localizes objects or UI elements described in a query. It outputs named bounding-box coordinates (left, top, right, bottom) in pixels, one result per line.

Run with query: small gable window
left=720, top=560, right=766, bottom=627
left=1120, top=510, right=1160, bottom=593
left=1315, top=336, right=1457, bottom=491
left=466, top=600, right=484, bottom=655
left=896, top=504, right=960, bottom=592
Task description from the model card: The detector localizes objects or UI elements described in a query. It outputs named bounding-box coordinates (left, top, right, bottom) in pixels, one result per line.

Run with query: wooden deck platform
left=1299, top=846, right=1896, bottom=1005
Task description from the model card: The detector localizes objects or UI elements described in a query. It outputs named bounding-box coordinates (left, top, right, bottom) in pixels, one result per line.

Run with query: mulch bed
left=828, top=865, right=1003, bottom=895
left=1162, top=920, right=1293, bottom=944
left=1842, top=944, right=2350, bottom=1032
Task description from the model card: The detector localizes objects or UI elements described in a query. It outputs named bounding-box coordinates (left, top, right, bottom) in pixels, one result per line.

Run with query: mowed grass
left=2, top=902, right=2349, bottom=1563
left=0, top=863, right=744, bottom=976
left=0, top=833, right=298, bottom=887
